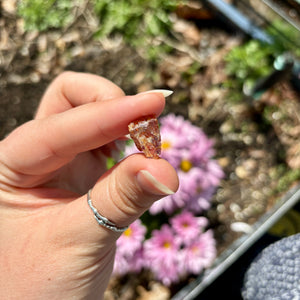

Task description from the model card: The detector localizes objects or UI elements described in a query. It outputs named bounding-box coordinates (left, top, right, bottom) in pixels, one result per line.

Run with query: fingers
left=35, top=72, right=127, bottom=161
left=35, top=72, right=125, bottom=119
left=62, top=154, right=179, bottom=244
left=0, top=92, right=166, bottom=177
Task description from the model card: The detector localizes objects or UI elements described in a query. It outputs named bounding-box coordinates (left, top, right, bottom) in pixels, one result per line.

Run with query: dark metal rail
left=203, top=0, right=274, bottom=43
left=262, top=0, right=300, bottom=32
left=203, top=0, right=300, bottom=94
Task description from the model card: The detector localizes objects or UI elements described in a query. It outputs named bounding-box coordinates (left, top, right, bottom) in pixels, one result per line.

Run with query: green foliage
left=93, top=0, right=182, bottom=60
left=266, top=19, right=300, bottom=57
left=106, top=157, right=117, bottom=170
left=17, top=0, right=76, bottom=31
left=223, top=17, right=300, bottom=102
left=140, top=211, right=169, bottom=238
left=275, top=166, right=300, bottom=194
left=18, top=0, right=183, bottom=60
left=182, top=62, right=202, bottom=83
left=224, top=40, right=274, bottom=98
left=93, top=0, right=177, bottom=40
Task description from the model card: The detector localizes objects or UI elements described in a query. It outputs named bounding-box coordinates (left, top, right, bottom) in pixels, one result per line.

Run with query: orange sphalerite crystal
left=128, top=115, right=161, bottom=159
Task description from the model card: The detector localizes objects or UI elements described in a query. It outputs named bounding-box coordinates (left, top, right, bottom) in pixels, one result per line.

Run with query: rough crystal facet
left=128, top=115, right=161, bottom=159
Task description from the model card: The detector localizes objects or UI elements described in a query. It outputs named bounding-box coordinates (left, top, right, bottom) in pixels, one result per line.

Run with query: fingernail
left=137, top=170, right=175, bottom=196
left=139, top=89, right=173, bottom=98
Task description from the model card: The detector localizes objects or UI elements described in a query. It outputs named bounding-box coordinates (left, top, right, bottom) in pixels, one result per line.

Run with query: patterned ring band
left=87, top=189, right=129, bottom=233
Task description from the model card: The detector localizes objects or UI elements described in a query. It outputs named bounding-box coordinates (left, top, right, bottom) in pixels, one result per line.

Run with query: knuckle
left=108, top=171, right=145, bottom=218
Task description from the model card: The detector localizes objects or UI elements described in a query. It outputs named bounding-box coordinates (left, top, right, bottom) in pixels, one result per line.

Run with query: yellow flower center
left=163, top=241, right=171, bottom=248
left=180, top=159, right=193, bottom=172
left=192, top=245, right=200, bottom=254
left=182, top=222, right=189, bottom=228
left=124, top=228, right=132, bottom=237
left=196, top=186, right=202, bottom=194
left=161, top=141, right=171, bottom=150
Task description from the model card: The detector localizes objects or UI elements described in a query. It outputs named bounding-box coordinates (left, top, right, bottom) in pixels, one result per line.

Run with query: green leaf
left=17, top=0, right=75, bottom=31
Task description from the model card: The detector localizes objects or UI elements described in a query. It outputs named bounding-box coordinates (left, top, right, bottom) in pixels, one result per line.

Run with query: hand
left=0, top=72, right=179, bottom=299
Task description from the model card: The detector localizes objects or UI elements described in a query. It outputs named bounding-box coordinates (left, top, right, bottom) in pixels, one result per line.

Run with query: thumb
left=63, top=154, right=179, bottom=245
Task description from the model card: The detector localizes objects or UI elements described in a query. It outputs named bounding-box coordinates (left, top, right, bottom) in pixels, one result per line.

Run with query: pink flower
left=149, top=194, right=180, bottom=215
left=120, top=114, right=221, bottom=283
left=186, top=186, right=216, bottom=213
left=144, top=225, right=181, bottom=285
left=113, top=250, right=130, bottom=276
left=170, top=211, right=208, bottom=245
left=205, top=159, right=225, bottom=186
left=160, top=126, right=186, bottom=168
left=116, top=219, right=146, bottom=256
left=152, top=258, right=181, bottom=286
left=178, top=168, right=215, bottom=213
left=144, top=225, right=180, bottom=261
left=160, top=114, right=215, bottom=160
left=113, top=248, right=145, bottom=275
left=125, top=114, right=223, bottom=215
left=113, top=220, right=146, bottom=275
left=178, top=157, right=223, bottom=213
left=149, top=166, right=220, bottom=215
left=180, top=230, right=217, bottom=275
left=148, top=114, right=224, bottom=215
left=129, top=248, right=144, bottom=273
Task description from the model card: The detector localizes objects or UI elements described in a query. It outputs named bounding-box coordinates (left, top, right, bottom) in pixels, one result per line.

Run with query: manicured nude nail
left=137, top=170, right=175, bottom=196
left=139, top=89, right=173, bottom=98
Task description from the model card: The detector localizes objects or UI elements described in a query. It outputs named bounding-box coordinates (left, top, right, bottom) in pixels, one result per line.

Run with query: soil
left=1, top=1, right=300, bottom=299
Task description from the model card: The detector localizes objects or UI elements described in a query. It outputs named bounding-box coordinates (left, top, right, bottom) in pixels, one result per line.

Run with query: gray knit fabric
left=242, top=233, right=300, bottom=300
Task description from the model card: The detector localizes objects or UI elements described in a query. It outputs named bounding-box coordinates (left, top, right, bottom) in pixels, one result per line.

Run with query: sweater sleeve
left=242, top=233, right=300, bottom=300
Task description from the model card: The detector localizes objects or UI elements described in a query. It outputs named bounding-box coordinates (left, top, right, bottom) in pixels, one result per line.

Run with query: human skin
left=0, top=72, right=179, bottom=299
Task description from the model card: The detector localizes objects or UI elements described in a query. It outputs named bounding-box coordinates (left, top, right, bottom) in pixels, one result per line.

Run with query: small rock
left=137, top=282, right=170, bottom=300
left=37, top=34, right=48, bottom=52
left=173, top=19, right=202, bottom=46
left=235, top=165, right=250, bottom=179
left=218, top=157, right=230, bottom=168
left=230, top=203, right=241, bottom=213
left=2, top=0, right=16, bottom=14
left=231, top=222, right=253, bottom=234
left=220, top=119, right=234, bottom=134
left=287, top=143, right=300, bottom=169
left=243, top=159, right=257, bottom=172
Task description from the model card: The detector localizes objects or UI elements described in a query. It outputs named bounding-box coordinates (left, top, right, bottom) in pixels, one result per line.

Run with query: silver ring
left=87, top=189, right=129, bottom=233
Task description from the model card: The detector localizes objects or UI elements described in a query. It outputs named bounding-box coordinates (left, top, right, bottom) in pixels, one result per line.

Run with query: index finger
left=0, top=92, right=166, bottom=180
left=35, top=72, right=125, bottom=119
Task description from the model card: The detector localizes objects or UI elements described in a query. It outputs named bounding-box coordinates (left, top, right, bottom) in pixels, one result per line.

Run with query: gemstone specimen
left=128, top=115, right=161, bottom=159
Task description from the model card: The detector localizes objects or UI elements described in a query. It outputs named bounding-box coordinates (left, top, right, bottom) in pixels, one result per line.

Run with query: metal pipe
left=203, top=0, right=274, bottom=44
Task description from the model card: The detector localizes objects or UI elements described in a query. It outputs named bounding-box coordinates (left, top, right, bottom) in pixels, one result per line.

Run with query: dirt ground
left=1, top=1, right=300, bottom=299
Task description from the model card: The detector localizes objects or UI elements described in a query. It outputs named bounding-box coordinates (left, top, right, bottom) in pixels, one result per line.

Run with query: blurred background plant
left=223, top=18, right=300, bottom=102
left=224, top=39, right=274, bottom=102
left=17, top=0, right=185, bottom=61
left=93, top=0, right=180, bottom=60
left=17, top=0, right=78, bottom=31
left=4, top=0, right=300, bottom=297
